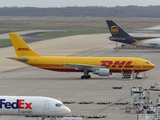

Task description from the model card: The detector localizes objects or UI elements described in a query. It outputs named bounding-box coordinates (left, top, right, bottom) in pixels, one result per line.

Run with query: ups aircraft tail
left=106, top=20, right=131, bottom=38
left=9, top=33, right=40, bottom=57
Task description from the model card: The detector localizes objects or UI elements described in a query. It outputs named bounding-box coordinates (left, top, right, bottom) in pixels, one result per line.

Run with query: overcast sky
left=0, top=0, right=160, bottom=7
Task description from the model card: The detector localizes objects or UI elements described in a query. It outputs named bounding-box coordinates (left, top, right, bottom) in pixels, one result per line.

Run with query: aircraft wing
left=149, top=43, right=159, bottom=46
left=134, top=40, right=160, bottom=47
left=137, top=40, right=159, bottom=45
left=63, top=63, right=105, bottom=71
left=141, top=42, right=160, bottom=47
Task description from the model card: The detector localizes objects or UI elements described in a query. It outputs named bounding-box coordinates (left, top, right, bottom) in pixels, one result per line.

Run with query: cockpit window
left=55, top=103, right=61, bottom=107
left=146, top=62, right=150, bottom=64
left=61, top=104, right=64, bottom=106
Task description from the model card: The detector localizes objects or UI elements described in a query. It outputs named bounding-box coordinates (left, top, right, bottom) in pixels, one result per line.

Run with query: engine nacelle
left=93, top=68, right=110, bottom=76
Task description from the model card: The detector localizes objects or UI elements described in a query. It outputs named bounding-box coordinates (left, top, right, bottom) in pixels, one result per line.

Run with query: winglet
left=9, top=33, right=40, bottom=57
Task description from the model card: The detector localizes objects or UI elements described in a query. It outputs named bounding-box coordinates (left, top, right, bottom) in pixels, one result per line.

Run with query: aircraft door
left=44, top=100, right=50, bottom=113
left=140, top=60, right=142, bottom=68
left=136, top=60, right=141, bottom=68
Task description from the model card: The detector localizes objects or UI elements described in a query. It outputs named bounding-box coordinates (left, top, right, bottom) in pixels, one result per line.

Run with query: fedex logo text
left=0, top=99, right=32, bottom=110
left=101, top=61, right=134, bottom=68
left=17, top=48, right=30, bottom=51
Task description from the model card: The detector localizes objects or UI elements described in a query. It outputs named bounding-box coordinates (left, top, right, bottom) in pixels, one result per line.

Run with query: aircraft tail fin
left=106, top=20, right=131, bottom=37
left=9, top=33, right=40, bottom=57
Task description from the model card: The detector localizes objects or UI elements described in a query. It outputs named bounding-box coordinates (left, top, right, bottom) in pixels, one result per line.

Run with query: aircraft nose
left=151, top=64, right=155, bottom=69
left=64, top=107, right=71, bottom=114
left=153, top=64, right=155, bottom=68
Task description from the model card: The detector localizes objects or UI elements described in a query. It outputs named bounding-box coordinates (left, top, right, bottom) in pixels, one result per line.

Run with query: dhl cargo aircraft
left=8, top=33, right=155, bottom=79
left=106, top=20, right=160, bottom=48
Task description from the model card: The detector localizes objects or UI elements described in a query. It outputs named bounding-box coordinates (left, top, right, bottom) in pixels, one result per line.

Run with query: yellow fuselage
left=25, top=56, right=155, bottom=73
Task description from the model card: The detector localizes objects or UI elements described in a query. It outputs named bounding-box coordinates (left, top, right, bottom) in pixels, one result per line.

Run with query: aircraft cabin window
left=55, top=103, right=61, bottom=107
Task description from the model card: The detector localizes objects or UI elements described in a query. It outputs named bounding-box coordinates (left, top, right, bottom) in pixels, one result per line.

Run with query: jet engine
left=93, top=68, right=110, bottom=76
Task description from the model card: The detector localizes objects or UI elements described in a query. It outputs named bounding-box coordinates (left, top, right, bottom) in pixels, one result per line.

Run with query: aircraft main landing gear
left=81, top=70, right=91, bottom=79
left=41, top=116, right=57, bottom=120
left=81, top=75, right=91, bottom=79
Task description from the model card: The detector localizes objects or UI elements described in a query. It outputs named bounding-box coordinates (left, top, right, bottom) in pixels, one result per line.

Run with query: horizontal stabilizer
left=7, top=57, right=28, bottom=63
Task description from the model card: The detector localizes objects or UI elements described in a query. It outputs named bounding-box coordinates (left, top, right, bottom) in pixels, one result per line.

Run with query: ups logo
left=111, top=26, right=118, bottom=35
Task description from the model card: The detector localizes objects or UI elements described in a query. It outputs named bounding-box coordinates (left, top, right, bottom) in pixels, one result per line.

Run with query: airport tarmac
left=0, top=33, right=160, bottom=120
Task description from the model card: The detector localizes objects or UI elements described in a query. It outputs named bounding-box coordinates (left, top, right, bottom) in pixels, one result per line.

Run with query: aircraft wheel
left=86, top=75, right=91, bottom=79
left=81, top=75, right=91, bottom=79
left=81, top=76, right=85, bottom=79
left=88, top=75, right=91, bottom=78
left=84, top=76, right=88, bottom=79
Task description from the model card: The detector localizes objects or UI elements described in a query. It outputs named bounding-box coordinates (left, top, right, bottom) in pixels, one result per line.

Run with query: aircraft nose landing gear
left=81, top=70, right=91, bottom=79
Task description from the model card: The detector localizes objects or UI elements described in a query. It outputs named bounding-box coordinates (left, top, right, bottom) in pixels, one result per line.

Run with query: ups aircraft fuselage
left=8, top=33, right=155, bottom=79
